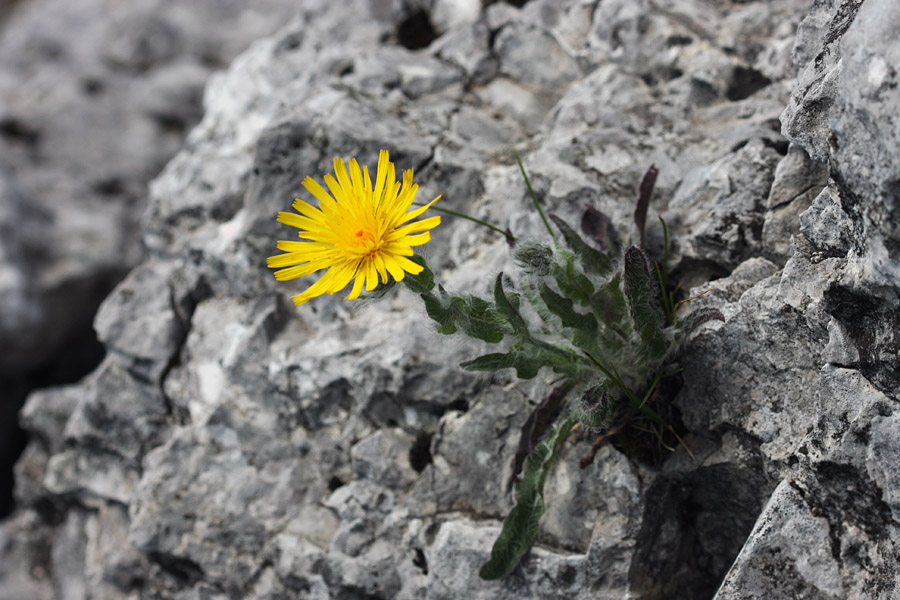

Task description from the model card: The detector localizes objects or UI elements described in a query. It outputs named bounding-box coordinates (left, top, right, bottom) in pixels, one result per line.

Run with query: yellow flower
left=268, top=150, right=441, bottom=305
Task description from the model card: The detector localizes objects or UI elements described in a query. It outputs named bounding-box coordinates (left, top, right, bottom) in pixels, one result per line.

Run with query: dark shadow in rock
left=726, top=66, right=772, bottom=101
left=0, top=320, right=106, bottom=518
left=605, top=374, right=688, bottom=467
left=408, top=432, right=433, bottom=473
left=628, top=434, right=771, bottom=600
left=396, top=9, right=437, bottom=51
left=824, top=284, right=900, bottom=395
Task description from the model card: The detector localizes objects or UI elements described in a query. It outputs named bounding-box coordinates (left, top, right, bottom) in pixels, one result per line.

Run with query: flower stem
left=514, top=148, right=556, bottom=241
left=413, top=203, right=516, bottom=242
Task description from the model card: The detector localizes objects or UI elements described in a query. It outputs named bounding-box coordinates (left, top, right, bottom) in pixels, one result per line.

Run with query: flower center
left=354, top=228, right=375, bottom=243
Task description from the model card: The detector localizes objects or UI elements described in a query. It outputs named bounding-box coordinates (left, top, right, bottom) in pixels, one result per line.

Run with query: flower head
left=268, top=150, right=440, bottom=305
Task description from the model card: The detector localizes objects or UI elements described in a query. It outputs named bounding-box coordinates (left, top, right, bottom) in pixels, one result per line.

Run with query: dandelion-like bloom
left=268, top=150, right=441, bottom=305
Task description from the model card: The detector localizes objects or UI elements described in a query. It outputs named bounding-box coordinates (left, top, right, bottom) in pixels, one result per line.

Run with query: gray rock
left=5, top=0, right=900, bottom=598
left=0, top=0, right=307, bottom=376
left=762, top=144, right=829, bottom=264
left=0, top=0, right=314, bottom=517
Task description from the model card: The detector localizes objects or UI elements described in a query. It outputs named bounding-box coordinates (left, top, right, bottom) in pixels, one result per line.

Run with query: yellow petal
left=383, top=255, right=405, bottom=281
left=396, top=195, right=440, bottom=226
left=393, top=255, right=425, bottom=274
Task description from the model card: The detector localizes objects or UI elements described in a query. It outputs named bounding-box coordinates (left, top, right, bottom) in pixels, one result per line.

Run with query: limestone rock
left=0, top=0, right=312, bottom=517
left=3, top=0, right=900, bottom=598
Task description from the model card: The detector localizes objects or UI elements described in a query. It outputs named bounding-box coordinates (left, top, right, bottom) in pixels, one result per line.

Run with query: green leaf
left=461, top=352, right=518, bottom=372
left=420, top=290, right=458, bottom=335
left=677, top=306, right=725, bottom=336
left=403, top=254, right=435, bottom=293
left=633, top=164, right=658, bottom=248
left=509, top=381, right=575, bottom=492
left=578, top=385, right=614, bottom=430
left=460, top=349, right=542, bottom=379
left=479, top=413, right=579, bottom=580
left=528, top=342, right=579, bottom=378
left=580, top=205, right=621, bottom=256
left=623, top=246, right=668, bottom=360
left=461, top=342, right=575, bottom=379
left=551, top=254, right=594, bottom=306
left=494, top=274, right=529, bottom=337
left=459, top=296, right=506, bottom=343
left=549, top=214, right=612, bottom=276
left=513, top=241, right=553, bottom=276
left=421, top=287, right=507, bottom=343
left=591, top=272, right=628, bottom=327
left=538, top=282, right=598, bottom=333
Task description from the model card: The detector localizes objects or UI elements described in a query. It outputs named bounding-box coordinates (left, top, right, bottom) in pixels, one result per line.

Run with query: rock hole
left=408, top=432, right=433, bottom=473
left=328, top=476, right=346, bottom=492
left=608, top=373, right=686, bottom=467
left=666, top=34, right=693, bottom=46
left=0, top=117, right=39, bottom=145
left=396, top=9, right=437, bottom=50
left=628, top=459, right=770, bottom=600
left=275, top=31, right=303, bottom=53
left=152, top=112, right=187, bottom=136
left=1, top=320, right=107, bottom=519
left=412, top=547, right=428, bottom=574
left=761, top=137, right=789, bottom=156
left=446, top=397, right=469, bottom=413
left=147, top=552, right=205, bottom=585
left=81, top=77, right=106, bottom=96
left=92, top=177, right=125, bottom=196
left=725, top=66, right=772, bottom=101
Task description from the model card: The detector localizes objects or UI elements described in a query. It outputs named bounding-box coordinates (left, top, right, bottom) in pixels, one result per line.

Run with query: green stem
left=580, top=350, right=668, bottom=429
left=514, top=148, right=556, bottom=241
left=413, top=203, right=515, bottom=242
left=655, top=262, right=675, bottom=325
left=657, top=216, right=677, bottom=324
left=638, top=373, right=662, bottom=409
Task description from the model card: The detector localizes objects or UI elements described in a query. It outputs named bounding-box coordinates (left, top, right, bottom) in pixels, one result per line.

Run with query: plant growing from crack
left=268, top=149, right=723, bottom=581
left=400, top=155, right=723, bottom=579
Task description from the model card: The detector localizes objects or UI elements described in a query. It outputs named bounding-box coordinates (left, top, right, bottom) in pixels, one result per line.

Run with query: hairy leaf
left=552, top=254, right=594, bottom=306
left=494, top=273, right=529, bottom=336
left=460, top=349, right=541, bottom=379
left=509, top=381, right=575, bottom=492
left=459, top=295, right=506, bottom=343
left=634, top=164, right=658, bottom=248
left=580, top=205, right=620, bottom=256
left=623, top=246, right=668, bottom=360
left=528, top=340, right=579, bottom=377
left=578, top=385, right=614, bottom=430
left=678, top=306, right=725, bottom=335
left=549, top=214, right=613, bottom=276
left=538, top=282, right=598, bottom=333
left=590, top=272, right=628, bottom=329
left=421, top=289, right=458, bottom=335
left=403, top=254, right=436, bottom=293
left=479, top=413, right=579, bottom=580
left=461, top=352, right=518, bottom=372
left=513, top=241, right=553, bottom=276
left=421, top=286, right=507, bottom=343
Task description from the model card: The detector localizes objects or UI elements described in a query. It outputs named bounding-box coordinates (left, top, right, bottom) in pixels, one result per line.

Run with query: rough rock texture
left=0, top=0, right=310, bottom=515
left=2, top=0, right=899, bottom=598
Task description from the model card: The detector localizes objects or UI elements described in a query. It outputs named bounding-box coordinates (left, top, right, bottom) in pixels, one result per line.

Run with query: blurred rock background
left=1, top=0, right=898, bottom=598
left=0, top=0, right=307, bottom=517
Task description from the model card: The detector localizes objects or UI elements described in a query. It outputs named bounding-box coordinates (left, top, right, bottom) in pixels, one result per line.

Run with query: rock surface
left=0, top=0, right=309, bottom=515
left=2, top=0, right=899, bottom=598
